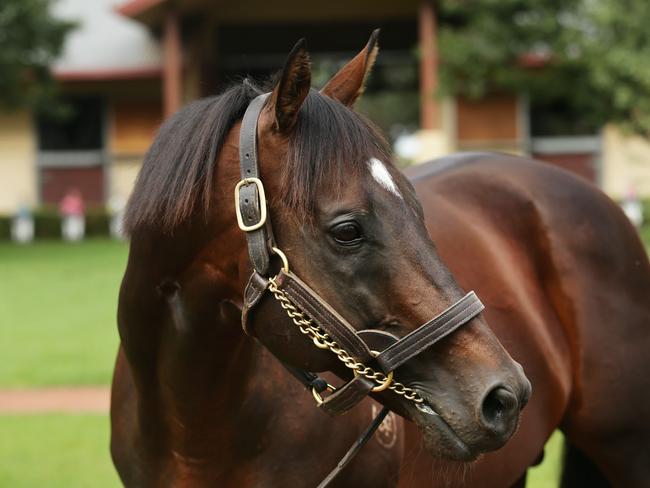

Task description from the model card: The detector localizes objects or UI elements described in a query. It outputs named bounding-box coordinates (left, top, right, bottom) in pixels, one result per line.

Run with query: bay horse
left=111, top=32, right=650, bottom=487
left=399, top=153, right=650, bottom=488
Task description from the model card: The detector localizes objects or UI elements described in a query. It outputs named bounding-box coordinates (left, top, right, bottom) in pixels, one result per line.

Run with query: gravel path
left=0, top=387, right=110, bottom=413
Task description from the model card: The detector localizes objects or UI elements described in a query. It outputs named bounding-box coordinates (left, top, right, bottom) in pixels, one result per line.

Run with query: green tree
left=437, top=0, right=650, bottom=135
left=0, top=0, right=75, bottom=110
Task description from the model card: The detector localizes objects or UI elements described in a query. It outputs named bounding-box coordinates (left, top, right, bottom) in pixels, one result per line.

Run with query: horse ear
left=270, top=38, right=311, bottom=133
left=320, top=29, right=380, bottom=107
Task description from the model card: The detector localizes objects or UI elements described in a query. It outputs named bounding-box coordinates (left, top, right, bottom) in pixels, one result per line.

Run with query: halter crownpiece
left=235, top=92, right=485, bottom=415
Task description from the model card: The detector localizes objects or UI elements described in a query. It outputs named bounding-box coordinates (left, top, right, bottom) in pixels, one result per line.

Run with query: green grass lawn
left=640, top=224, right=650, bottom=249
left=527, top=431, right=563, bottom=487
left=0, top=414, right=120, bottom=488
left=0, top=240, right=127, bottom=386
left=0, top=412, right=562, bottom=488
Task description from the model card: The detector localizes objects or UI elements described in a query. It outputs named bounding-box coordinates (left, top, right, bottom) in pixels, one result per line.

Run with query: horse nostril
left=480, top=386, right=519, bottom=437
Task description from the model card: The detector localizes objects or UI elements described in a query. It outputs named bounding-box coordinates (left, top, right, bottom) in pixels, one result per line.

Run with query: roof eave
left=116, top=0, right=168, bottom=25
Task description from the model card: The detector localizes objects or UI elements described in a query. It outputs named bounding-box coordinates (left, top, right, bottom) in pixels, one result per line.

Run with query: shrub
left=0, top=215, right=10, bottom=240
left=33, top=207, right=61, bottom=239
left=85, top=208, right=110, bottom=237
left=0, top=206, right=113, bottom=240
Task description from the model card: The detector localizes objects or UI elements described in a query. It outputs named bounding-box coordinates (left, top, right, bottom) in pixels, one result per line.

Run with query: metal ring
left=271, top=247, right=289, bottom=273
left=370, top=370, right=394, bottom=392
left=355, top=350, right=394, bottom=392
left=311, top=383, right=336, bottom=405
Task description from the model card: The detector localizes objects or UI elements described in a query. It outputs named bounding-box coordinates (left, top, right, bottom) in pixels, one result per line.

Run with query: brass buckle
left=311, top=383, right=337, bottom=405
left=234, top=178, right=267, bottom=232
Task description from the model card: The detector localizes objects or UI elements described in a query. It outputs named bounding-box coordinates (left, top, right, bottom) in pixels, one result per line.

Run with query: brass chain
left=268, top=277, right=424, bottom=404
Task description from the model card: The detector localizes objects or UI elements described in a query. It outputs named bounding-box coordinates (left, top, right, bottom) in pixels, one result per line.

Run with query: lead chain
left=268, top=277, right=424, bottom=404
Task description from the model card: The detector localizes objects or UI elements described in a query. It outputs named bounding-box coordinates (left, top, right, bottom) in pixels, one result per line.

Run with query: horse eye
left=331, top=222, right=363, bottom=245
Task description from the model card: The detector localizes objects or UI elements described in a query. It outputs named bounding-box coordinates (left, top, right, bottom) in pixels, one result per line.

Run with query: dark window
left=212, top=21, right=420, bottom=141
left=37, top=97, right=104, bottom=150
left=530, top=95, right=600, bottom=137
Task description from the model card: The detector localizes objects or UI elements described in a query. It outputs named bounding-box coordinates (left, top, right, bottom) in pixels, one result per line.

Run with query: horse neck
left=120, top=214, right=258, bottom=425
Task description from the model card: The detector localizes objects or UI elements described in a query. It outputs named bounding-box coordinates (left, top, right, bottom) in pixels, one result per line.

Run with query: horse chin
left=407, top=402, right=479, bottom=462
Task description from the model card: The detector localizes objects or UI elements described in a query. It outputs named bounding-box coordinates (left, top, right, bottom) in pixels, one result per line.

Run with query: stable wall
left=109, top=157, right=141, bottom=207
left=107, top=99, right=162, bottom=203
left=0, top=110, right=37, bottom=214
left=602, top=125, right=650, bottom=199
left=455, top=94, right=524, bottom=154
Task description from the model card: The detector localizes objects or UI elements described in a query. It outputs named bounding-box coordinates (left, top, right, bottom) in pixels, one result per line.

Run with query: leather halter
left=235, top=92, right=484, bottom=484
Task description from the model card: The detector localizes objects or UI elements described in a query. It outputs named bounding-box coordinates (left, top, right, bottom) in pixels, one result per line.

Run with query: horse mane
left=123, top=80, right=391, bottom=236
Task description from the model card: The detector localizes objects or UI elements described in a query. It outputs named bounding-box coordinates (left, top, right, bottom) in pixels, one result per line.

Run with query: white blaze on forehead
left=368, top=157, right=402, bottom=199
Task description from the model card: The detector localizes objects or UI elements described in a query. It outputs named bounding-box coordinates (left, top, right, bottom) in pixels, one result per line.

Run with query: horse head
left=233, top=32, right=532, bottom=461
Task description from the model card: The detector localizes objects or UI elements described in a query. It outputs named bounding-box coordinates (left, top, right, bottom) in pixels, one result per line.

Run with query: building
left=0, top=0, right=163, bottom=214
left=0, top=0, right=648, bottom=215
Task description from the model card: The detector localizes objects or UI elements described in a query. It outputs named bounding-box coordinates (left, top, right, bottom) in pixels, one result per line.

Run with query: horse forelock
left=282, top=89, right=392, bottom=220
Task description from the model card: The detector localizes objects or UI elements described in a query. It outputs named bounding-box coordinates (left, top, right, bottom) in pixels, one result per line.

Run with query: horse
left=110, top=32, right=650, bottom=487
left=398, top=152, right=650, bottom=488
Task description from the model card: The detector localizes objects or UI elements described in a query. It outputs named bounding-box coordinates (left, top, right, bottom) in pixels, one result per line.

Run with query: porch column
left=419, top=0, right=439, bottom=130
left=163, top=10, right=182, bottom=118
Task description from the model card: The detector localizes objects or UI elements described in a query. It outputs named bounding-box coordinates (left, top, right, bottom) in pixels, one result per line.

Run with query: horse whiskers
left=427, top=457, right=476, bottom=488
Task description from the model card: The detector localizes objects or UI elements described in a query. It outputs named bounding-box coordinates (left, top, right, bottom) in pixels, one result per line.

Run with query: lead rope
left=268, top=277, right=424, bottom=405
left=316, top=406, right=390, bottom=488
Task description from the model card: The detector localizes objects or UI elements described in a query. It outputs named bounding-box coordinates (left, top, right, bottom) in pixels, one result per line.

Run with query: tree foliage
left=437, top=0, right=650, bottom=135
left=0, top=0, right=75, bottom=110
